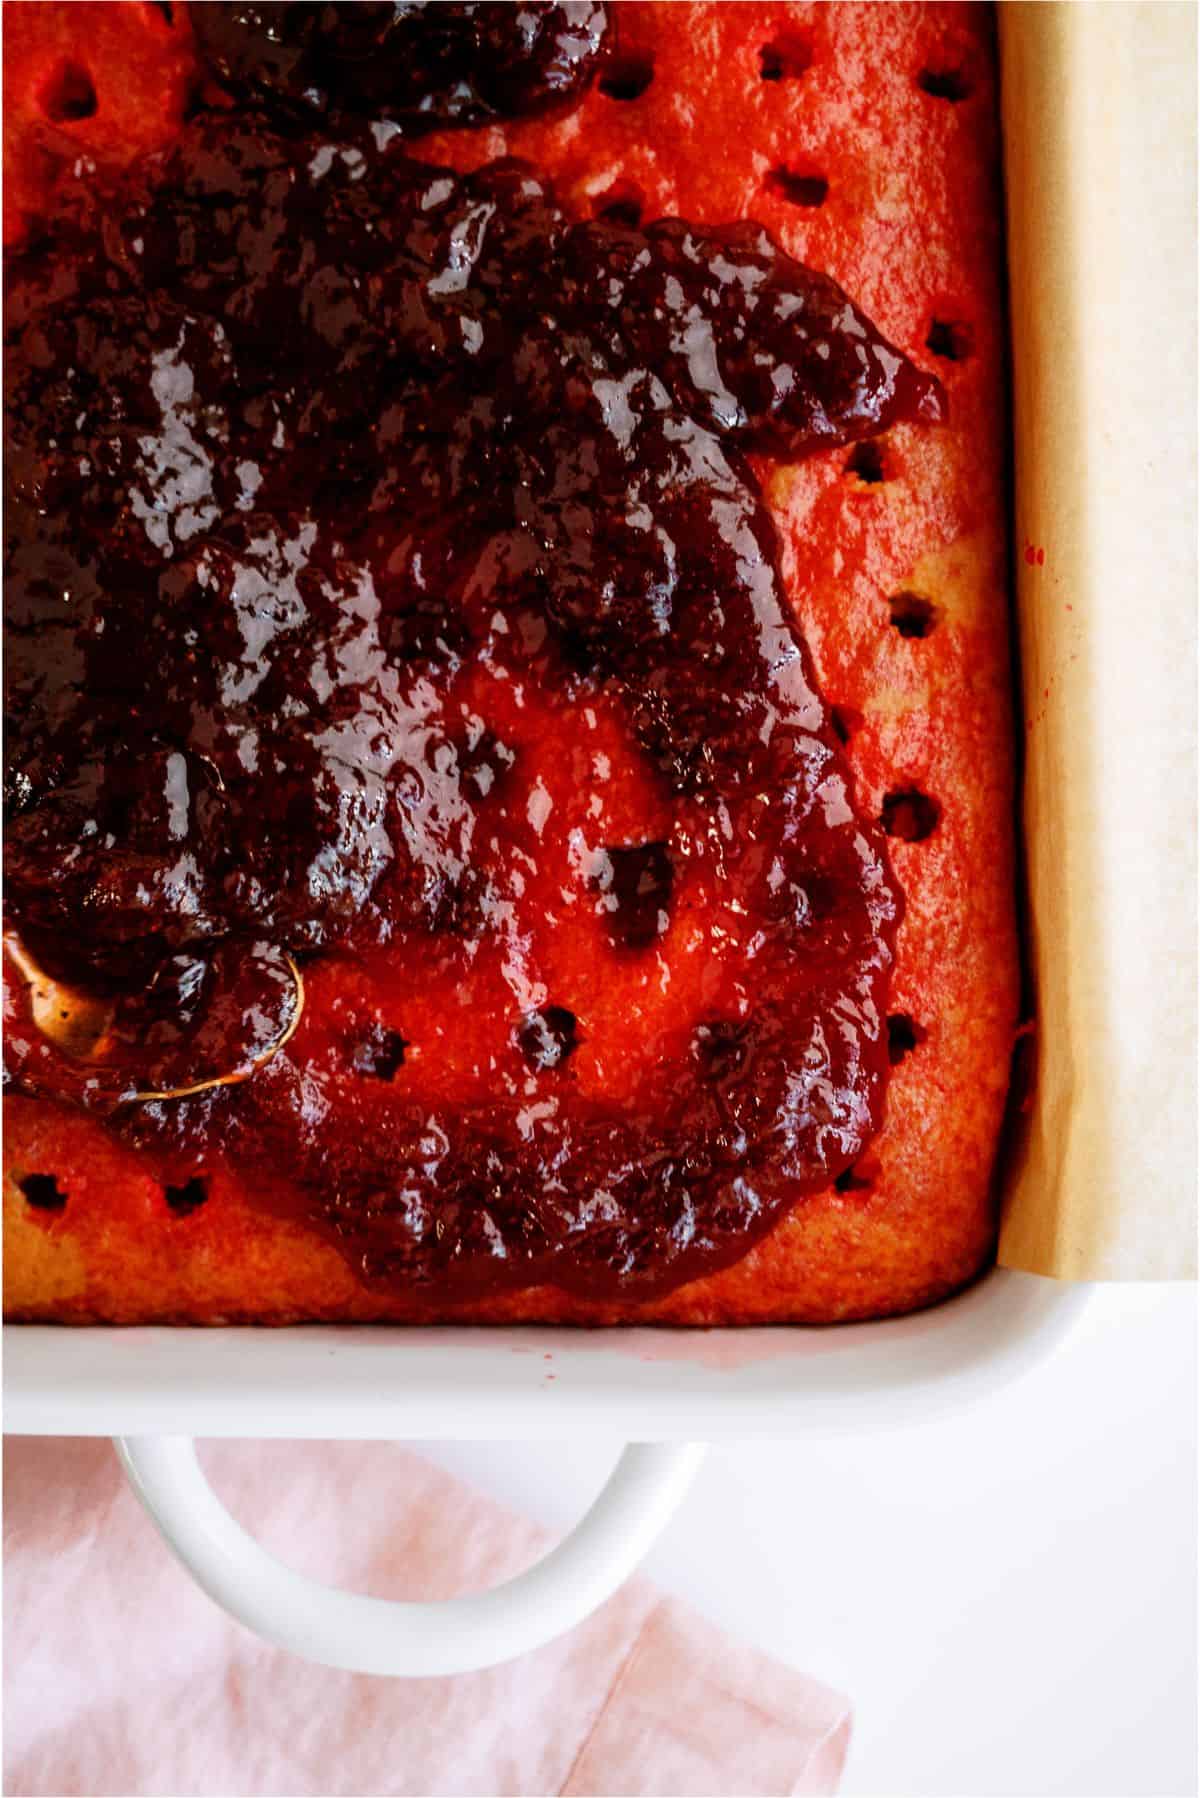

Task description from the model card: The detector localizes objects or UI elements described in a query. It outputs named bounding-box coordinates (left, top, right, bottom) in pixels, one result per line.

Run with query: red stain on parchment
left=1026, top=672, right=1055, bottom=731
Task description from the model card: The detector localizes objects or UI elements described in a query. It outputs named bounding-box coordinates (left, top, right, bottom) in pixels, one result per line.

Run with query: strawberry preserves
left=3, top=4, right=945, bottom=1299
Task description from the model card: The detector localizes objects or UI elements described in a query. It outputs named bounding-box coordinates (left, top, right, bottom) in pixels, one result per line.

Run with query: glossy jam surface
left=189, top=1, right=610, bottom=128
left=4, top=36, right=945, bottom=1299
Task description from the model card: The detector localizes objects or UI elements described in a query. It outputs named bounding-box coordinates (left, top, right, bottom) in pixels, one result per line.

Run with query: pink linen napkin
left=3, top=1438, right=851, bottom=1798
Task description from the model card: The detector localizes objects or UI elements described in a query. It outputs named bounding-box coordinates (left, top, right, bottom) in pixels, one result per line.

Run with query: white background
left=420, top=1285, right=1197, bottom=1798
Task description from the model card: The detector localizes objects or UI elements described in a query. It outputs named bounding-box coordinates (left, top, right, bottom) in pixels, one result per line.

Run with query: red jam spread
left=189, top=2, right=610, bottom=129
left=3, top=5, right=945, bottom=1302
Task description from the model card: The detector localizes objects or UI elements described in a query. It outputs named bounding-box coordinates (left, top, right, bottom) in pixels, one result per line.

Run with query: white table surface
left=419, top=1284, right=1197, bottom=1798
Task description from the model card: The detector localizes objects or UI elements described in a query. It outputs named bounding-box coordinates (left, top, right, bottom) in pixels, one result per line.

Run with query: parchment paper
left=996, top=3, right=1197, bottom=1279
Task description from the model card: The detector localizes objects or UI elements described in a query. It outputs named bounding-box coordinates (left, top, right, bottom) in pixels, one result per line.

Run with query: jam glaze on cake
left=2, top=4, right=949, bottom=1302
left=187, top=1, right=611, bottom=130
